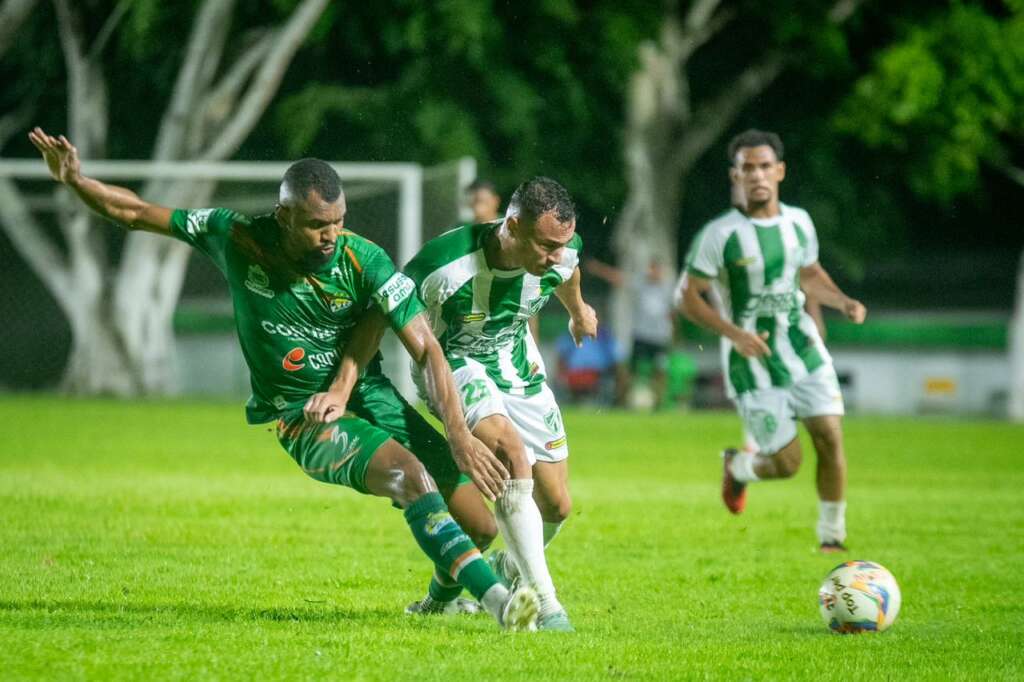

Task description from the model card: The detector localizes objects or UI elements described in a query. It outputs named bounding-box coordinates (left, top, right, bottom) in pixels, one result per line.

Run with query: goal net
left=0, top=157, right=476, bottom=400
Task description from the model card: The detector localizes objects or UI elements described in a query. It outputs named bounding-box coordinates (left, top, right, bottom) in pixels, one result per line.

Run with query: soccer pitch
left=1, top=398, right=1021, bottom=680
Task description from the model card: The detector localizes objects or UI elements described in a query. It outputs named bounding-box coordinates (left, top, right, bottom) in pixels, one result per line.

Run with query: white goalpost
left=0, top=157, right=476, bottom=400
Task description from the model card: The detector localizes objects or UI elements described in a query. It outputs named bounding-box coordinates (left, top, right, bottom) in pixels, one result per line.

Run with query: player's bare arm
left=554, top=267, right=598, bottom=347
left=397, top=313, right=510, bottom=501
left=303, top=308, right=389, bottom=424
left=679, top=273, right=771, bottom=358
left=799, top=263, right=867, bottom=324
left=29, top=127, right=173, bottom=235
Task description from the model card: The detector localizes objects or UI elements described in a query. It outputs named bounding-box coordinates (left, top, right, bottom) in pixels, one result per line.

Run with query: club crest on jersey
left=329, top=295, right=352, bottom=312
left=282, top=347, right=306, bottom=372
left=245, top=264, right=274, bottom=298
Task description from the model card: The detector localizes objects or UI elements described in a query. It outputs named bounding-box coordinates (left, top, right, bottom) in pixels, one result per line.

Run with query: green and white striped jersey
left=405, top=222, right=582, bottom=396
left=686, top=203, right=831, bottom=397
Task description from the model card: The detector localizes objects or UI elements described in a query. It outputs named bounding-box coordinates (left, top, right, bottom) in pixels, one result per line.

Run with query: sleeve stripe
left=344, top=246, right=363, bottom=273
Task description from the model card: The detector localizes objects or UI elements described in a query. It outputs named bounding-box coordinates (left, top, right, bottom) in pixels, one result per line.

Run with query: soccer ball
left=818, top=560, right=901, bottom=633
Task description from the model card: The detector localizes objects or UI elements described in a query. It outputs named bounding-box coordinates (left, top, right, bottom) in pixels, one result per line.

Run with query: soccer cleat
left=500, top=585, right=539, bottom=632
left=404, top=595, right=482, bottom=616
left=819, top=541, right=849, bottom=554
left=487, top=549, right=520, bottom=588
left=720, top=448, right=747, bottom=514
left=537, top=609, right=575, bottom=633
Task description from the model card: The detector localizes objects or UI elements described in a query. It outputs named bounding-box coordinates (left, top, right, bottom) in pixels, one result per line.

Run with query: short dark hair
left=507, top=176, right=575, bottom=224
left=280, top=158, right=343, bottom=205
left=727, top=129, right=784, bottom=165
left=467, top=179, right=498, bottom=195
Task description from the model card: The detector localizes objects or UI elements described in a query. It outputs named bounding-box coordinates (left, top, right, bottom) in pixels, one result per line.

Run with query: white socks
left=817, top=500, right=847, bottom=543
left=495, top=479, right=562, bottom=617
left=543, top=520, right=563, bottom=548
left=729, top=451, right=761, bottom=483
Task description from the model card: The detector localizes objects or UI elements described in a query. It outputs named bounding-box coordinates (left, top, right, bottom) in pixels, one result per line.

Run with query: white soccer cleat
left=404, top=595, right=482, bottom=616
left=500, top=585, right=539, bottom=632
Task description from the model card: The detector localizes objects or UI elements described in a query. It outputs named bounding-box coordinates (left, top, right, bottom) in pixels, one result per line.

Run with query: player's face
left=468, top=189, right=501, bottom=223
left=276, top=190, right=346, bottom=271
left=510, top=211, right=576, bottom=276
left=730, top=145, right=785, bottom=210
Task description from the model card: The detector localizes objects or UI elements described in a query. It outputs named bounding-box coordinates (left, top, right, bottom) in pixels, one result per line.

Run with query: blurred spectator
left=466, top=179, right=502, bottom=223
left=586, top=258, right=676, bottom=408
left=555, top=326, right=626, bottom=406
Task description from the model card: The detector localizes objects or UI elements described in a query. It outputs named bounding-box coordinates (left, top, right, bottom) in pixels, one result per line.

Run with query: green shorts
left=276, top=375, right=468, bottom=496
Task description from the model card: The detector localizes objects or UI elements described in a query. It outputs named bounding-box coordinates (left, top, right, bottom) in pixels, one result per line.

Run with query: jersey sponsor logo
left=260, top=320, right=335, bottom=342
left=446, top=320, right=525, bottom=355
left=732, top=256, right=757, bottom=267
left=373, top=273, right=415, bottom=312
left=185, top=208, right=214, bottom=237
left=460, top=312, right=486, bottom=323
left=741, top=291, right=802, bottom=318
left=245, top=264, right=275, bottom=298
left=282, top=347, right=306, bottom=371
left=307, top=349, right=338, bottom=371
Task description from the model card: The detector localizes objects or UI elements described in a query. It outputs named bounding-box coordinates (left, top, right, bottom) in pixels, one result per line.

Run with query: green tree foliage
left=836, top=1, right=1024, bottom=200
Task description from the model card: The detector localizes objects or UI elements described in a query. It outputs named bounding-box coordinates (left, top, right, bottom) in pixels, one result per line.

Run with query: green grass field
left=1, top=397, right=1022, bottom=680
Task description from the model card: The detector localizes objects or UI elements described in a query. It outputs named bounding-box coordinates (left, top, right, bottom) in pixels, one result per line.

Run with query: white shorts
left=734, top=365, right=844, bottom=455
left=435, top=363, right=569, bottom=465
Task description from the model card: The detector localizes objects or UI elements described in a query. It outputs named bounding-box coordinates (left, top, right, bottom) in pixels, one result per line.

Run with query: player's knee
left=390, top=459, right=434, bottom=506
left=774, top=443, right=803, bottom=478
left=491, top=431, right=531, bottom=476
left=542, top=496, right=571, bottom=524
left=466, top=517, right=498, bottom=550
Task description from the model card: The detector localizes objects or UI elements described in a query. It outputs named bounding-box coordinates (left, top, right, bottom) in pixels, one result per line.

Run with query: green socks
left=404, top=492, right=499, bottom=601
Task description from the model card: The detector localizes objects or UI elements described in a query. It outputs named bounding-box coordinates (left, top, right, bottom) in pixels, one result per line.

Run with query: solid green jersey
left=685, top=203, right=831, bottom=396
left=404, top=222, right=582, bottom=396
left=169, top=208, right=423, bottom=423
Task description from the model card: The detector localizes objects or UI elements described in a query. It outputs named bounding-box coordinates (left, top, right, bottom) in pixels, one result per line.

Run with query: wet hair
left=506, top=176, right=575, bottom=224
left=467, top=178, right=498, bottom=195
left=727, top=129, right=785, bottom=165
left=279, top=158, right=342, bottom=205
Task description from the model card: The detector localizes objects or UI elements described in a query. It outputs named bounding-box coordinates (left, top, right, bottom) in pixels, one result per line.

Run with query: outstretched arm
left=678, top=273, right=772, bottom=358
left=29, top=127, right=172, bottom=235
left=555, top=267, right=598, bottom=347
left=799, top=263, right=866, bottom=323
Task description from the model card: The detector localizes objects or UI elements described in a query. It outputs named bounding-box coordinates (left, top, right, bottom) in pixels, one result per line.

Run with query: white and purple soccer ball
left=818, top=560, right=901, bottom=633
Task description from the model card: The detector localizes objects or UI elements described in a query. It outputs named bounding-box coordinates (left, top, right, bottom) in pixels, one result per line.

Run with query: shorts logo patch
left=245, top=264, right=275, bottom=298
left=543, top=408, right=563, bottom=435
left=545, top=436, right=567, bottom=450
left=282, top=347, right=306, bottom=372
left=425, top=511, right=457, bottom=537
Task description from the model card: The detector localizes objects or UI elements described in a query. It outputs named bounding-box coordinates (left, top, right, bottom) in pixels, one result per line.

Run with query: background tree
left=0, top=0, right=328, bottom=395
left=834, top=0, right=1024, bottom=419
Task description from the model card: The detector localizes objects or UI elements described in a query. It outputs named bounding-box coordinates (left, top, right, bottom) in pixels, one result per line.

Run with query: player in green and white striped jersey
left=679, top=130, right=867, bottom=552
left=403, top=177, right=598, bottom=631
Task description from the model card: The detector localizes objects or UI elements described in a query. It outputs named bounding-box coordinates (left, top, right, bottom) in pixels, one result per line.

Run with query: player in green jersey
left=28, top=127, right=538, bottom=630
left=678, top=129, right=866, bottom=552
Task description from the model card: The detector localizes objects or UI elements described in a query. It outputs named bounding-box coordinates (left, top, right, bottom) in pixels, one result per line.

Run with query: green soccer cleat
left=404, top=595, right=482, bottom=616
left=537, top=610, right=575, bottom=633
left=487, top=549, right=521, bottom=589
left=500, top=585, right=539, bottom=632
